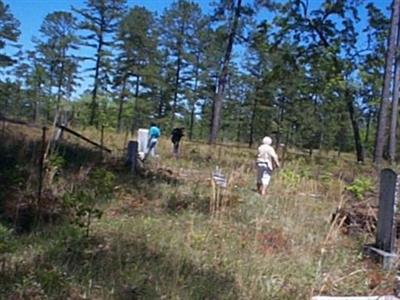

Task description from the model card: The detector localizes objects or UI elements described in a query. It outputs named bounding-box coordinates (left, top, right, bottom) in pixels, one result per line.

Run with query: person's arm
left=271, top=148, right=280, bottom=168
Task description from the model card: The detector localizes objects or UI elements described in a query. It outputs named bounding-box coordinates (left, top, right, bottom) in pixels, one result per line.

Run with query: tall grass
left=0, top=123, right=395, bottom=299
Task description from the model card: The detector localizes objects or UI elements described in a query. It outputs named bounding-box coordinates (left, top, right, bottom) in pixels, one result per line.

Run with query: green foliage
left=0, top=0, right=20, bottom=67
left=88, top=168, right=116, bottom=200
left=1, top=0, right=385, bottom=157
left=73, top=0, right=127, bottom=125
left=64, top=168, right=115, bottom=236
left=279, top=169, right=302, bottom=187
left=345, top=177, right=374, bottom=200
left=33, top=10, right=80, bottom=116
left=278, top=164, right=314, bottom=187
left=0, top=223, right=14, bottom=253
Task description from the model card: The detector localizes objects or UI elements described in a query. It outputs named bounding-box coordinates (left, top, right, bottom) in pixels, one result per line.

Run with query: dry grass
left=0, top=123, right=396, bottom=299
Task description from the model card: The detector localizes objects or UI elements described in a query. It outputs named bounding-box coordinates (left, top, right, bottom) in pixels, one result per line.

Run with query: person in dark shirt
left=171, top=127, right=185, bottom=157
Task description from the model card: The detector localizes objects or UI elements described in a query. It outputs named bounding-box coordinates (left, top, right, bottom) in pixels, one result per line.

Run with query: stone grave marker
left=364, top=168, right=399, bottom=269
left=126, top=140, right=138, bottom=173
left=138, top=128, right=148, bottom=159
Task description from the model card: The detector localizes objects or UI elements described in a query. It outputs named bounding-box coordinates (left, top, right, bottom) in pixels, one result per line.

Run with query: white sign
left=212, top=169, right=227, bottom=188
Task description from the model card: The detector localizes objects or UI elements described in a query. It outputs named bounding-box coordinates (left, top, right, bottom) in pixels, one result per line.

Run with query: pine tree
left=35, top=11, right=80, bottom=112
left=209, top=0, right=243, bottom=144
left=160, top=0, right=204, bottom=128
left=73, top=0, right=127, bottom=126
left=0, top=0, right=20, bottom=69
left=114, top=5, right=158, bottom=132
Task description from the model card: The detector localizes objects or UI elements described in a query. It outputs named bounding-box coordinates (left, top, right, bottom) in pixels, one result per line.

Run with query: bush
left=64, top=168, right=115, bottom=237
left=0, top=223, right=14, bottom=253
left=345, top=177, right=374, bottom=200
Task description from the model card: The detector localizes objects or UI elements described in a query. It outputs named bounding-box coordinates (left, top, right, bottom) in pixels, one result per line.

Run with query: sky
left=3, top=0, right=391, bottom=96
left=6, top=0, right=212, bottom=51
left=6, top=0, right=390, bottom=49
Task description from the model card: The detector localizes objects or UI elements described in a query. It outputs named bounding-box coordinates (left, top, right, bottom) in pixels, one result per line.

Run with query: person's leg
left=256, top=164, right=264, bottom=194
left=261, top=170, right=272, bottom=196
left=176, top=141, right=180, bottom=157
left=173, top=141, right=178, bottom=156
left=257, top=183, right=262, bottom=194
left=144, top=139, right=156, bottom=160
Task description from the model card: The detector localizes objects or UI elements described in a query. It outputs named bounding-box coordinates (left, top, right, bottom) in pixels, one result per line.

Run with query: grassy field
left=0, top=122, right=396, bottom=299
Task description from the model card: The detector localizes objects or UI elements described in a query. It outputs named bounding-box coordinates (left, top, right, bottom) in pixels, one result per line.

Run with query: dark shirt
left=171, top=128, right=184, bottom=143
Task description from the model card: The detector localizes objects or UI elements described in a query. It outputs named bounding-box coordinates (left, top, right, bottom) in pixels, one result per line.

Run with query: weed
left=0, top=123, right=392, bottom=299
left=345, top=177, right=374, bottom=200
left=0, top=223, right=14, bottom=253
left=64, top=168, right=115, bottom=237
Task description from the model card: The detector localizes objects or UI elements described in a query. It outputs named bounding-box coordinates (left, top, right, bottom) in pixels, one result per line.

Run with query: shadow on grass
left=37, top=229, right=239, bottom=299
left=164, top=192, right=210, bottom=215
left=0, top=134, right=105, bottom=233
left=54, top=141, right=103, bottom=168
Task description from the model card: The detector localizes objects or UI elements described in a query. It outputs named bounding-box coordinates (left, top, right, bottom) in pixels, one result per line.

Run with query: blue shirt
left=149, top=126, right=160, bottom=139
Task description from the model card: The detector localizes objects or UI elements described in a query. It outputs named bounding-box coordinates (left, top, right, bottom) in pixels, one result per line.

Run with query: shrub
left=0, top=223, right=14, bottom=253
left=345, top=177, right=374, bottom=200
left=64, top=168, right=115, bottom=237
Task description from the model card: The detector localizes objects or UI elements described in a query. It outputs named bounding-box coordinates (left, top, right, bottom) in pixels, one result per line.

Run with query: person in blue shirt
left=144, top=123, right=161, bottom=160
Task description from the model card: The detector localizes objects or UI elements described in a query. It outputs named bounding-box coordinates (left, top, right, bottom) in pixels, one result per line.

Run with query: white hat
left=262, top=136, right=272, bottom=145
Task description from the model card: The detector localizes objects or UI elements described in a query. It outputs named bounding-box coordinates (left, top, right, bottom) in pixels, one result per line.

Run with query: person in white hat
left=256, top=136, right=280, bottom=196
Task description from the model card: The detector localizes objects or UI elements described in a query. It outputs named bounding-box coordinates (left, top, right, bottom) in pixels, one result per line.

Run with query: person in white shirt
left=256, top=136, right=280, bottom=196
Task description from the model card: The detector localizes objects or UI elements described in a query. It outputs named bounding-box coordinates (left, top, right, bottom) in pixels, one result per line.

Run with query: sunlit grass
left=0, top=122, right=395, bottom=299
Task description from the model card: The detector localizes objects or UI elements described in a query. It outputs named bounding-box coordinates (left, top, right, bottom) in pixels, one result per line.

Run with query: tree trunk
left=158, top=91, right=164, bottom=119
left=345, top=88, right=364, bottom=162
left=375, top=0, right=400, bottom=164
left=117, top=77, right=127, bottom=133
left=276, top=96, right=285, bottom=148
left=56, top=57, right=66, bottom=112
left=33, top=97, right=38, bottom=122
left=365, top=111, right=372, bottom=144
left=171, top=52, right=182, bottom=127
left=33, top=80, right=41, bottom=122
left=131, top=75, right=140, bottom=134
left=89, top=35, right=104, bottom=126
left=171, top=21, right=185, bottom=127
left=389, top=28, right=400, bottom=162
left=209, top=0, right=242, bottom=144
left=189, top=59, right=200, bottom=141
left=189, top=105, right=195, bottom=140
left=249, top=95, right=258, bottom=148
left=46, top=64, right=55, bottom=122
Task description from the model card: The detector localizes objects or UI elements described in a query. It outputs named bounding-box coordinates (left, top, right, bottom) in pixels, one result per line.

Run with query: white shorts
left=256, top=163, right=272, bottom=186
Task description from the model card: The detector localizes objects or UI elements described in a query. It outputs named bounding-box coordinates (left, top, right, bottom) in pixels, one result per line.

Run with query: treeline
left=0, top=0, right=393, bottom=161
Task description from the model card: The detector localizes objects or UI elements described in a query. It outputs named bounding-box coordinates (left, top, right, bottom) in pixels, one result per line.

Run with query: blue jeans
left=144, top=138, right=158, bottom=159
